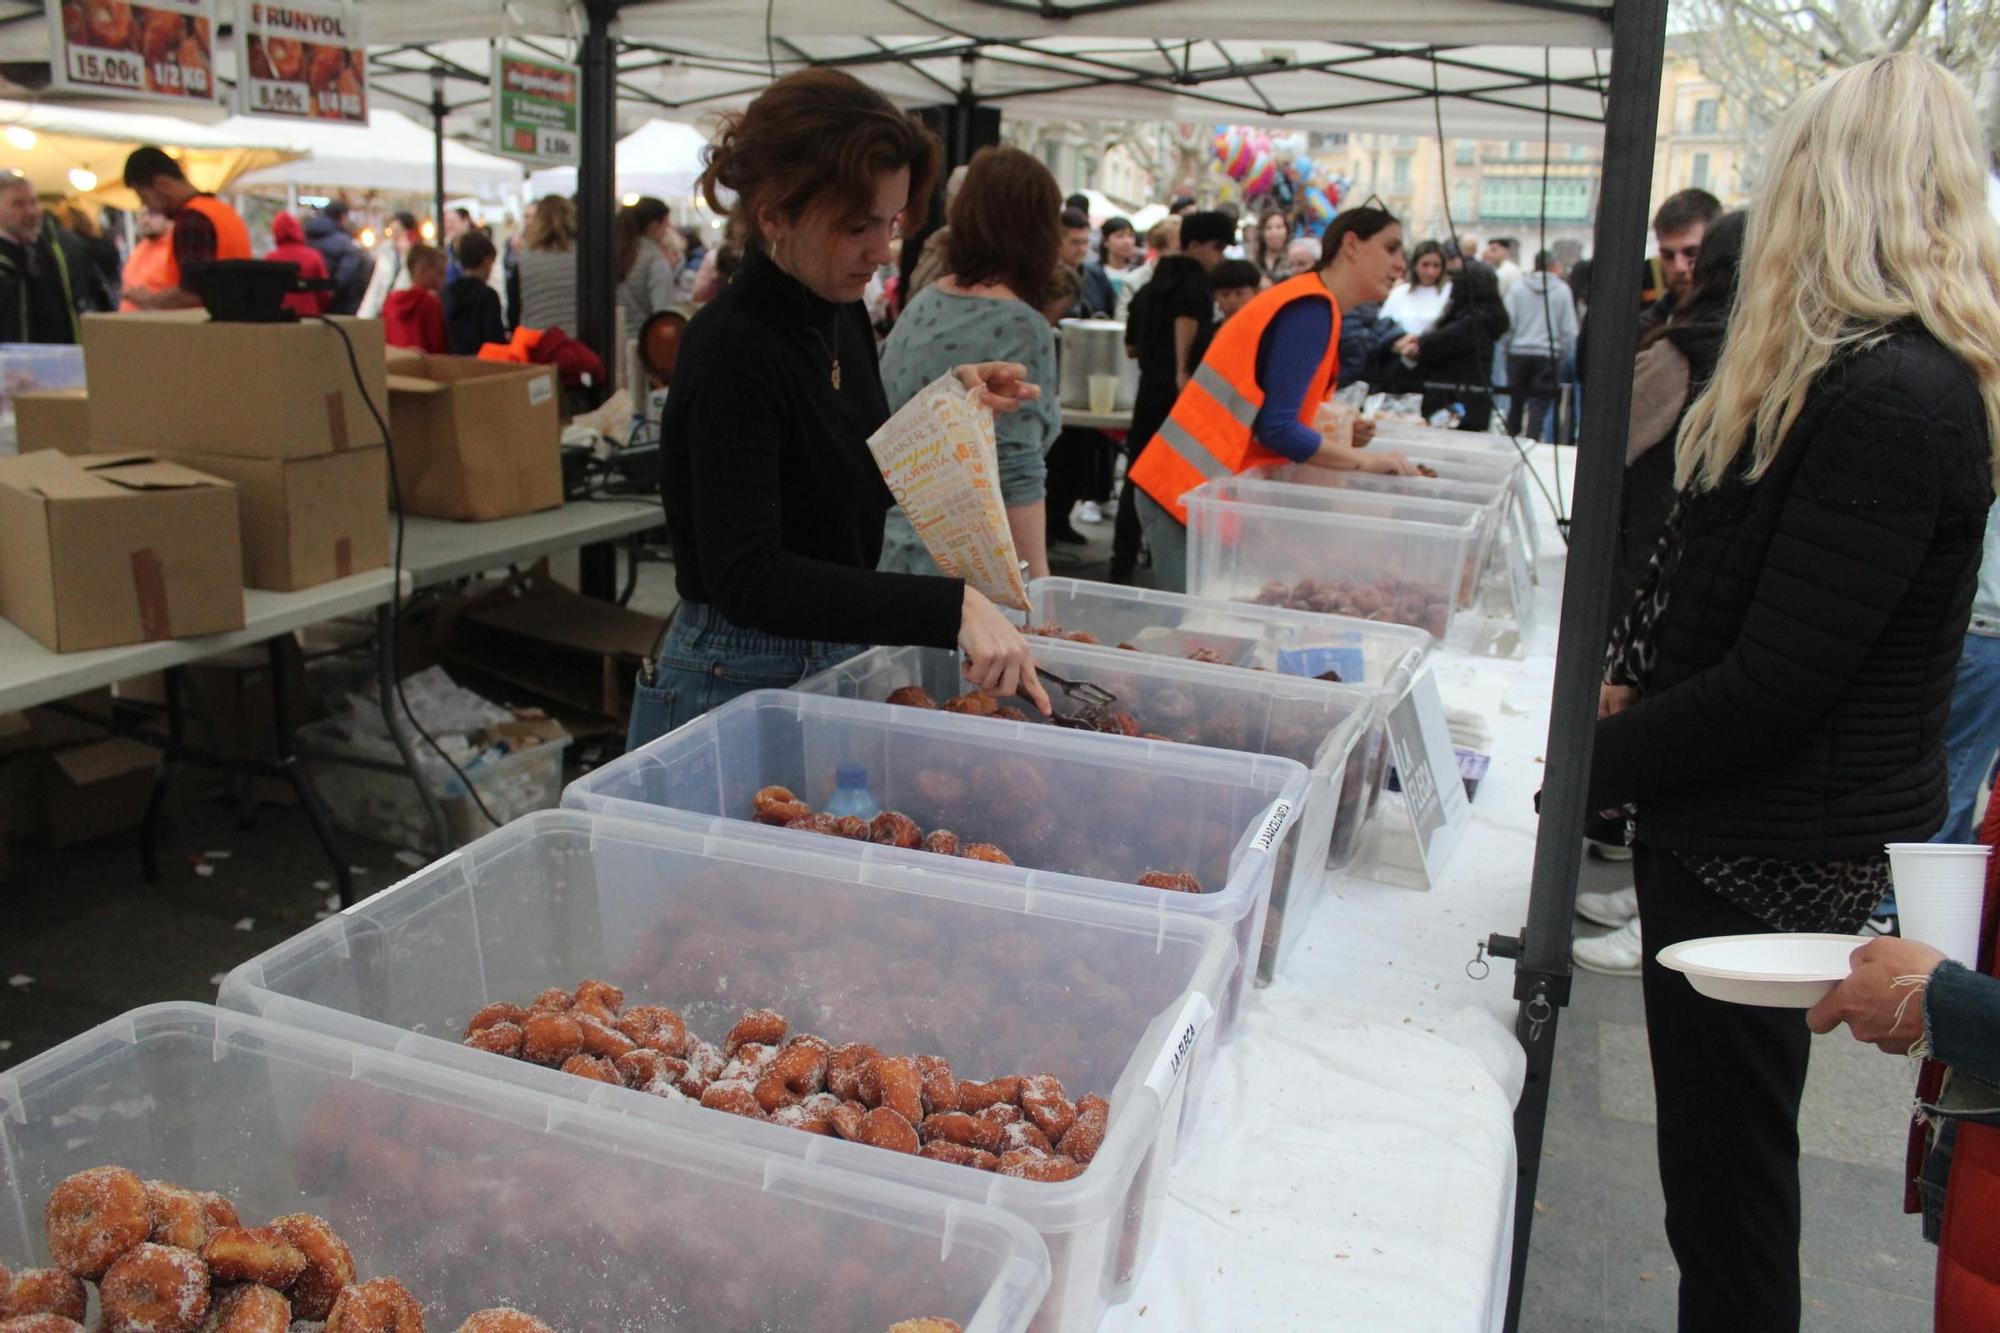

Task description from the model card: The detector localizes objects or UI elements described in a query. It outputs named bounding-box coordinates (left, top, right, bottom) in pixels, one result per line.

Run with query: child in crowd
left=444, top=232, right=507, bottom=356
left=382, top=243, right=448, bottom=354
left=1188, top=258, right=1263, bottom=368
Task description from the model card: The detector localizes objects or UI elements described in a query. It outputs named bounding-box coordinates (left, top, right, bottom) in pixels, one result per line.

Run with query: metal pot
left=1058, top=319, right=1140, bottom=411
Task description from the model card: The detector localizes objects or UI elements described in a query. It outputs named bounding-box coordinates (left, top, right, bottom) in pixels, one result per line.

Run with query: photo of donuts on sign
left=49, top=0, right=217, bottom=104
left=236, top=0, right=367, bottom=124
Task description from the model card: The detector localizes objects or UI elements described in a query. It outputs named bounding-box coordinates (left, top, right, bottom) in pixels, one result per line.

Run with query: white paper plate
left=1655, top=933, right=1871, bottom=1008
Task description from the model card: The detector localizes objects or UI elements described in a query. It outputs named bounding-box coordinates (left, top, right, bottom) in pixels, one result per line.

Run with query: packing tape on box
left=130, top=548, right=170, bottom=641
left=324, top=391, right=350, bottom=450
left=335, top=536, right=353, bottom=578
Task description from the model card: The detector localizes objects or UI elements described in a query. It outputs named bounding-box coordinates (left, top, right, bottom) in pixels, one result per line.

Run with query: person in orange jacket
left=121, top=146, right=251, bottom=309
left=264, top=211, right=330, bottom=318
left=1123, top=205, right=1420, bottom=592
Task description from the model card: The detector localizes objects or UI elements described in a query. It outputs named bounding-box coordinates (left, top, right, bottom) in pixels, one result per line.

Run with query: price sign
left=235, top=0, right=367, bottom=124
left=49, top=0, right=217, bottom=104
left=492, top=48, right=581, bottom=165
left=1382, top=669, right=1471, bottom=884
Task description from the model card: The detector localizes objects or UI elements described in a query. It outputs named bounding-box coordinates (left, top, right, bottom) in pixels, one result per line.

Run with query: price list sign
left=236, top=0, right=367, bottom=124
left=491, top=49, right=580, bottom=164
left=49, top=0, right=217, bottom=103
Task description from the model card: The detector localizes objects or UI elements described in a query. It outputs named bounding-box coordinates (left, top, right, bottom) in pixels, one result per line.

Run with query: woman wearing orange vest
left=120, top=146, right=252, bottom=310
left=1126, top=206, right=1420, bottom=592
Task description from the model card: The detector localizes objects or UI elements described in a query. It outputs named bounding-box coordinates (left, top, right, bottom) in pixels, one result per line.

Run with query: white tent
left=0, top=96, right=304, bottom=202
left=525, top=117, right=709, bottom=202
left=222, top=107, right=523, bottom=197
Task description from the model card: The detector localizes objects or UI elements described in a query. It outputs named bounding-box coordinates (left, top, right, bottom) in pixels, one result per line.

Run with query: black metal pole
left=576, top=0, right=619, bottom=371
left=576, top=0, right=622, bottom=601
left=1497, top=0, right=1669, bottom=1326
left=429, top=67, right=447, bottom=238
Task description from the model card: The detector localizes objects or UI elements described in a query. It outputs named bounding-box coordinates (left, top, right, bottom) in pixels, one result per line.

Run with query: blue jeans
left=625, top=601, right=864, bottom=751
left=1134, top=490, right=1188, bottom=593
left=1933, top=630, right=2000, bottom=843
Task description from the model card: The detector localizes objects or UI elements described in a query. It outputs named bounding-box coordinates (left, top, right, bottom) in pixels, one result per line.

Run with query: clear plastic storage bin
left=297, top=716, right=569, bottom=850
left=1184, top=475, right=1486, bottom=638
left=220, top=811, right=1234, bottom=1333
left=1209, top=474, right=1497, bottom=611
left=0, top=1002, right=1050, bottom=1332
left=559, top=691, right=1306, bottom=1035
left=794, top=640, right=1370, bottom=981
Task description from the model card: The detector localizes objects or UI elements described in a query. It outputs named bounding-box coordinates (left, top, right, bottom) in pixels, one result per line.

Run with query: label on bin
left=1276, top=644, right=1367, bottom=685
left=1145, top=992, right=1217, bottom=1099
left=1251, top=799, right=1295, bottom=854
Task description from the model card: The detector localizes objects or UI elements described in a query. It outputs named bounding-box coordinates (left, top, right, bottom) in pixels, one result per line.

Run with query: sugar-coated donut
left=144, top=1181, right=217, bottom=1251
left=0, top=1315, right=88, bottom=1332
left=454, top=1313, right=555, bottom=1333
left=99, top=1242, right=211, bottom=1333
left=323, top=1278, right=424, bottom=1333
left=201, top=1284, right=292, bottom=1333
left=200, top=1227, right=307, bottom=1288
left=44, top=1165, right=152, bottom=1279
left=269, top=1216, right=355, bottom=1323
left=0, top=1269, right=86, bottom=1322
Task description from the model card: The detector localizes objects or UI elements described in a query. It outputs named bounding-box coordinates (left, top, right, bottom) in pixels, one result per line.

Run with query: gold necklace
left=808, top=313, right=842, bottom=390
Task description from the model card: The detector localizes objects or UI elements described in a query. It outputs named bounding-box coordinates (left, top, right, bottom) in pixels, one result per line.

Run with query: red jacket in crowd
left=264, top=212, right=329, bottom=318
left=383, top=286, right=448, bottom=355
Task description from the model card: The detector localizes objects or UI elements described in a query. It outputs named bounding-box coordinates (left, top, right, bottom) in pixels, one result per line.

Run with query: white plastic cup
left=1088, top=373, right=1118, bottom=415
left=1887, top=842, right=1992, bottom=962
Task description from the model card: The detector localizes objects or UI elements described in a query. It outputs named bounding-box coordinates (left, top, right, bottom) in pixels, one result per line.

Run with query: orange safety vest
left=162, top=194, right=253, bottom=290
left=1127, top=270, right=1344, bottom=525
left=119, top=234, right=175, bottom=312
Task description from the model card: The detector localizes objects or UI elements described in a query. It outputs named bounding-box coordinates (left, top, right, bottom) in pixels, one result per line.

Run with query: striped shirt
left=515, top=247, right=577, bottom=333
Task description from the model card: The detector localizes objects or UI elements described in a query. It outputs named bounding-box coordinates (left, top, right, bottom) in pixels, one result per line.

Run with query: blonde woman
left=1586, top=54, right=2000, bottom=1332
left=513, top=193, right=578, bottom=333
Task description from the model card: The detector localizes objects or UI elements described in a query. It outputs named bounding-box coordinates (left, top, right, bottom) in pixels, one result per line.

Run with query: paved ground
left=0, top=503, right=1940, bottom=1328
left=1520, top=853, right=1936, bottom=1333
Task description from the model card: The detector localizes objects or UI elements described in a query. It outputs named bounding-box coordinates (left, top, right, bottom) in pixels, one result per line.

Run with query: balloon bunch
left=1211, top=126, right=1347, bottom=233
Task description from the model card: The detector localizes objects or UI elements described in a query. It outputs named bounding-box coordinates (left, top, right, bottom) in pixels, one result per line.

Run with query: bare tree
left=1676, top=0, right=2000, bottom=177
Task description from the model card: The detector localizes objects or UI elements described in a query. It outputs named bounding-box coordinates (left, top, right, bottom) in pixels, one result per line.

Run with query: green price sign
left=492, top=49, right=579, bottom=164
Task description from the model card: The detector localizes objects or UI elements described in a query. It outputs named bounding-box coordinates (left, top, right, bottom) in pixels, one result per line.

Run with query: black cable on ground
left=317, top=316, right=504, bottom=832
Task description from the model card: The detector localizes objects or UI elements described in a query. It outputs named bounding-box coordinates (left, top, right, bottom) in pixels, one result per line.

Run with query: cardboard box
left=0, top=452, right=244, bottom=652
left=440, top=572, right=665, bottom=720
left=384, top=351, right=562, bottom=520
left=2, top=736, right=161, bottom=847
left=84, top=313, right=388, bottom=460
left=161, top=447, right=389, bottom=592
left=12, top=388, right=91, bottom=454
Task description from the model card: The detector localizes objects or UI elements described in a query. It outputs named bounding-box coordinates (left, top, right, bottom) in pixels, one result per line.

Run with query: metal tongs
left=1033, top=667, right=1118, bottom=729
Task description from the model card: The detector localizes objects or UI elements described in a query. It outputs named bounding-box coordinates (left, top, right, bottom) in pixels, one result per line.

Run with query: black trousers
left=1505, top=353, right=1561, bottom=439
left=1634, top=843, right=1811, bottom=1333
left=1114, top=391, right=1173, bottom=578
left=1045, top=427, right=1111, bottom=539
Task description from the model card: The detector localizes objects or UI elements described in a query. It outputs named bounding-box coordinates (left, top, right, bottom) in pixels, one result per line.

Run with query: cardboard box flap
left=385, top=347, right=426, bottom=375
left=80, top=456, right=232, bottom=492
left=386, top=374, right=450, bottom=396
left=51, top=736, right=161, bottom=786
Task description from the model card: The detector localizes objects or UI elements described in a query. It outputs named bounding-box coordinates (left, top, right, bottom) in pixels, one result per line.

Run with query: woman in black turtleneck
left=635, top=69, right=1049, bottom=746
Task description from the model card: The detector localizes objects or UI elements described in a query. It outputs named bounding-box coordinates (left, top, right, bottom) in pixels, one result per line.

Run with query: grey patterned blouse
left=875, top=283, right=1062, bottom=577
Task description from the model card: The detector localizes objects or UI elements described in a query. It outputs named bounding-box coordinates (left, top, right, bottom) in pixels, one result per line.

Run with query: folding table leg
left=138, top=668, right=186, bottom=885
left=266, top=637, right=354, bottom=907
left=374, top=606, right=453, bottom=857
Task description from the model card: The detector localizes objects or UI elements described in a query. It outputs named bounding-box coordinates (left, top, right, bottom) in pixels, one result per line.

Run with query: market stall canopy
left=0, top=96, right=303, bottom=204
left=222, top=107, right=523, bottom=197
left=526, top=117, right=708, bottom=202
left=0, top=0, right=1611, bottom=142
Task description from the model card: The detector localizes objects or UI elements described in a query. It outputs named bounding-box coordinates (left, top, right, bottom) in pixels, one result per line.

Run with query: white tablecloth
left=1109, top=443, right=1574, bottom=1331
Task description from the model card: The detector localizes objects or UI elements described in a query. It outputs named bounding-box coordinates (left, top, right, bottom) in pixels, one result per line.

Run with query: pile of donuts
left=0, top=1165, right=559, bottom=1332
left=1250, top=576, right=1451, bottom=636
left=749, top=784, right=1203, bottom=894
left=463, top=983, right=1109, bottom=1183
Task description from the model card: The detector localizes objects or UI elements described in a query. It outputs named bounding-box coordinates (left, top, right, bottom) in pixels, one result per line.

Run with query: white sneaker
left=1587, top=839, right=1634, bottom=862
left=1575, top=885, right=1638, bottom=929
left=1573, top=918, right=1643, bottom=977
left=1076, top=501, right=1106, bottom=524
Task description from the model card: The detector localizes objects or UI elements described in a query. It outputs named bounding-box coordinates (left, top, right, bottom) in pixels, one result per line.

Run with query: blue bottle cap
left=835, top=762, right=868, bottom=788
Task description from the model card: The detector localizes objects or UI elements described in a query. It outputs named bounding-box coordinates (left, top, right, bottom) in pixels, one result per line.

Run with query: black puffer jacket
left=1590, top=327, right=1994, bottom=860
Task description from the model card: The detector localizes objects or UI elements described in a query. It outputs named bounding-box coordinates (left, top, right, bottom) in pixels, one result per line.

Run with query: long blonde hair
left=1676, top=54, right=2000, bottom=492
